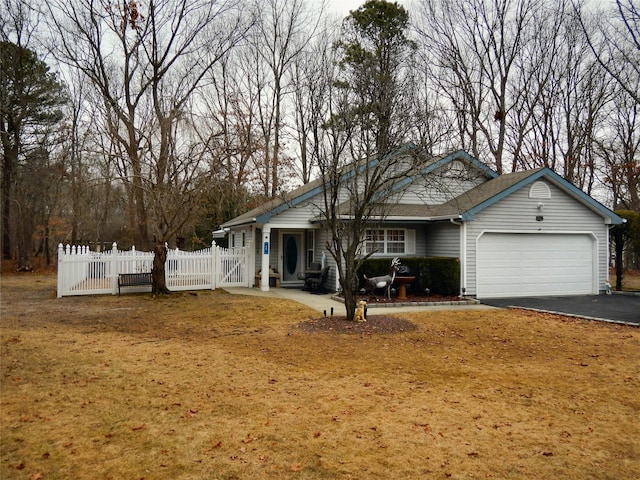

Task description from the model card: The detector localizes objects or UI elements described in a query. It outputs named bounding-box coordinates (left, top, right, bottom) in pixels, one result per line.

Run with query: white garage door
left=477, top=233, right=595, bottom=298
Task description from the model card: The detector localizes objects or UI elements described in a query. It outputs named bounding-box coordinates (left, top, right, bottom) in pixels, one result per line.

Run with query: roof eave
left=221, top=217, right=258, bottom=228
left=381, top=214, right=464, bottom=222
left=314, top=213, right=463, bottom=222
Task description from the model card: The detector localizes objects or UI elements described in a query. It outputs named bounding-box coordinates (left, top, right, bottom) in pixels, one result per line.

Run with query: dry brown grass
left=1, top=274, right=639, bottom=479
left=611, top=268, right=640, bottom=291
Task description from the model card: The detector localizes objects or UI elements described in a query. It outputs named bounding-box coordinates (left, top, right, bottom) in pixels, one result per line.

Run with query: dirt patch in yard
left=2, top=273, right=639, bottom=480
left=298, top=315, right=418, bottom=334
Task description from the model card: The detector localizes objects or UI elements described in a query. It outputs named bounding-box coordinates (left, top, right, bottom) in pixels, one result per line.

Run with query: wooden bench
left=118, top=272, right=152, bottom=295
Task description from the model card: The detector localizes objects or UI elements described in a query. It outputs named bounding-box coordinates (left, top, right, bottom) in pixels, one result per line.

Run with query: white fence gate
left=57, top=242, right=250, bottom=297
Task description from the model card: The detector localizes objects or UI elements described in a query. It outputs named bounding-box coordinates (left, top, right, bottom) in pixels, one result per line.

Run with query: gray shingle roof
left=221, top=146, right=496, bottom=228
left=329, top=169, right=543, bottom=220
left=221, top=144, right=621, bottom=228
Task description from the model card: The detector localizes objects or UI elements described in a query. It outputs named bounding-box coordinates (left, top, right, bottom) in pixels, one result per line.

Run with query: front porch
left=251, top=225, right=334, bottom=292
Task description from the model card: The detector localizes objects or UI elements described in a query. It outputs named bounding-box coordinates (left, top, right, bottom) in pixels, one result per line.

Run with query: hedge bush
left=358, top=257, right=460, bottom=296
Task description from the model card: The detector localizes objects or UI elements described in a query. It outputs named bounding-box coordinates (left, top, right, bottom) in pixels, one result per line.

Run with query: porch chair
left=298, top=262, right=322, bottom=290
left=307, top=265, right=330, bottom=294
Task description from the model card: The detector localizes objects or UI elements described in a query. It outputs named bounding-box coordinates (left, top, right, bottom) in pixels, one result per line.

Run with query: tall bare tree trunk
left=1, top=143, right=16, bottom=259
left=152, top=242, right=170, bottom=295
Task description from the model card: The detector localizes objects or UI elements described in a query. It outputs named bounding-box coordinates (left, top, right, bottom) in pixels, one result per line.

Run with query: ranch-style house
left=220, top=144, right=623, bottom=299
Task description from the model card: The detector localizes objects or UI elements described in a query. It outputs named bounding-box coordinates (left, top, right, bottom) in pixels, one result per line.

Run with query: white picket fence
left=57, top=242, right=250, bottom=297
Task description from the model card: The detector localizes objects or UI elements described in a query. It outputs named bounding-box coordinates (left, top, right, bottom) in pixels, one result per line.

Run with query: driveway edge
left=502, top=305, right=639, bottom=328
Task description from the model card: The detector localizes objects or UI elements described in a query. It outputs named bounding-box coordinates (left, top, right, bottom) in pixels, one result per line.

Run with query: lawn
left=1, top=274, right=639, bottom=479
left=610, top=268, right=640, bottom=292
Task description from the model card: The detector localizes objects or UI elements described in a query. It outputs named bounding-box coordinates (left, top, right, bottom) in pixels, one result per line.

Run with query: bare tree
left=597, top=87, right=640, bottom=212
left=577, top=0, right=640, bottom=105
left=44, top=0, right=249, bottom=249
left=504, top=1, right=569, bottom=172
left=319, top=0, right=422, bottom=320
left=574, top=0, right=639, bottom=204
left=290, top=17, right=340, bottom=184
left=248, top=0, right=325, bottom=197
left=190, top=52, right=262, bottom=235
left=515, top=6, right=611, bottom=191
left=44, top=0, right=249, bottom=292
left=47, top=0, right=248, bottom=292
left=417, top=0, right=540, bottom=174
left=406, top=56, right=456, bottom=155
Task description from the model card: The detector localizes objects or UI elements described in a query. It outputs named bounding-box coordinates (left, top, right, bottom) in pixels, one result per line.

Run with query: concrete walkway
left=223, top=287, right=497, bottom=315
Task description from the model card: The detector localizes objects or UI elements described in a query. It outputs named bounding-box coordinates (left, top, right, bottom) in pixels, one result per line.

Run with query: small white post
left=211, top=240, right=217, bottom=290
left=111, top=242, right=118, bottom=295
left=57, top=243, right=64, bottom=298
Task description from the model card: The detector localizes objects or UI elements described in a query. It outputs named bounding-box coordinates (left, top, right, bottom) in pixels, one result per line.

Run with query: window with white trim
left=306, top=230, right=315, bottom=267
left=364, top=228, right=415, bottom=255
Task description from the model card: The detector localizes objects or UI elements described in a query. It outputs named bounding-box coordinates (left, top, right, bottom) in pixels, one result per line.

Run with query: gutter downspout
left=450, top=218, right=466, bottom=296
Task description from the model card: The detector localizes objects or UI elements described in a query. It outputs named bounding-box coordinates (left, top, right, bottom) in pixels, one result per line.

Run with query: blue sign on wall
left=263, top=242, right=269, bottom=255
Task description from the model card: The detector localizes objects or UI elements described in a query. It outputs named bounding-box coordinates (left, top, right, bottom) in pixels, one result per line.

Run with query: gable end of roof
left=460, top=168, right=623, bottom=224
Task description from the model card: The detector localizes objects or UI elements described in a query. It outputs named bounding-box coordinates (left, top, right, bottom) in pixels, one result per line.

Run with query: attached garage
left=476, top=233, right=596, bottom=298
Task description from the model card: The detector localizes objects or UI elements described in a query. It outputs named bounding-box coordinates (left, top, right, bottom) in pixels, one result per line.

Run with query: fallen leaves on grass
left=1, top=275, right=639, bottom=480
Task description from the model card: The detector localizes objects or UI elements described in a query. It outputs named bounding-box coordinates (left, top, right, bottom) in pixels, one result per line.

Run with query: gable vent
left=529, top=181, right=551, bottom=199
left=450, top=160, right=465, bottom=172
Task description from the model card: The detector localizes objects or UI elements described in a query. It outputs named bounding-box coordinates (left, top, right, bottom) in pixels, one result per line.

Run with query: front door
left=282, top=233, right=303, bottom=283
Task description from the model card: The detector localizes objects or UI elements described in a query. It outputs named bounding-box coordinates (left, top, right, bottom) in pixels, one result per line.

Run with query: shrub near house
left=359, top=257, right=460, bottom=296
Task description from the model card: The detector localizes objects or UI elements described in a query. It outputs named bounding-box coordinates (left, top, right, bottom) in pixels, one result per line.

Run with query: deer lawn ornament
left=363, top=257, right=400, bottom=299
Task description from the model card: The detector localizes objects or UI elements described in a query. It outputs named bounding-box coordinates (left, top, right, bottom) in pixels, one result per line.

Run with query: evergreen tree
left=0, top=41, right=67, bottom=264
left=334, top=0, right=415, bottom=157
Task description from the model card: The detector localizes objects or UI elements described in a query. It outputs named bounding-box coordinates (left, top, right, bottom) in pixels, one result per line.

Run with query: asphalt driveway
left=481, top=294, right=640, bottom=326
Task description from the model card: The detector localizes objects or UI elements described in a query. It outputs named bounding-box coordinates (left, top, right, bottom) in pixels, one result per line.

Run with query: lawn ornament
left=354, top=300, right=367, bottom=322
left=363, top=257, right=400, bottom=299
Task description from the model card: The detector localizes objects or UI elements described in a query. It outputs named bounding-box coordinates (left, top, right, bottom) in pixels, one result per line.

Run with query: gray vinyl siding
left=401, top=174, right=485, bottom=205
left=414, top=225, right=429, bottom=256
left=251, top=230, right=259, bottom=283
left=270, top=199, right=322, bottom=226
left=464, top=181, right=610, bottom=296
left=425, top=222, right=461, bottom=257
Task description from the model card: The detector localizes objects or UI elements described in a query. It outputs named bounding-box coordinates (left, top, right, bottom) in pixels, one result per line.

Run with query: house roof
left=340, top=168, right=623, bottom=225
left=221, top=146, right=624, bottom=228
left=454, top=167, right=623, bottom=224
left=221, top=175, right=324, bottom=228
left=221, top=146, right=495, bottom=228
left=327, top=169, right=538, bottom=220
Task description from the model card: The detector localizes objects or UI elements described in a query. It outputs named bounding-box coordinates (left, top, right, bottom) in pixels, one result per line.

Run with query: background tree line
left=1, top=0, right=638, bottom=271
